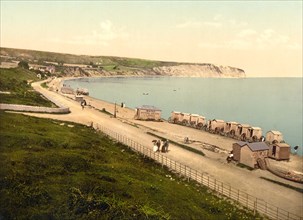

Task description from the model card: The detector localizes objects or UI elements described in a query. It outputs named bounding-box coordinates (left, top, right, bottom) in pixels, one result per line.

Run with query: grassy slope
left=0, top=112, right=263, bottom=219
left=1, top=47, right=174, bottom=69
left=0, top=68, right=55, bottom=107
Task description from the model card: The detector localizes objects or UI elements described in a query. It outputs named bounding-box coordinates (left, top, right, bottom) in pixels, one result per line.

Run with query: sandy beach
left=25, top=77, right=303, bottom=217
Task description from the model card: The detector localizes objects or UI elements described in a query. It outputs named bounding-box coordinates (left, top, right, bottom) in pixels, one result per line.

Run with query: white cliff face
left=153, top=64, right=246, bottom=78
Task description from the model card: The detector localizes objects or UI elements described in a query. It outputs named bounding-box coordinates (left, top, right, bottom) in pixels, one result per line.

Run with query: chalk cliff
left=153, top=64, right=246, bottom=78
left=0, top=47, right=246, bottom=78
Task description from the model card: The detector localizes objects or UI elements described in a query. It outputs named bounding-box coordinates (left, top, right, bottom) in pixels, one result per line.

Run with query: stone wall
left=0, top=103, right=70, bottom=114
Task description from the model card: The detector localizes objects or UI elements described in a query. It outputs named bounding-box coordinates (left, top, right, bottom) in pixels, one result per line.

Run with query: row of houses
left=29, top=65, right=56, bottom=74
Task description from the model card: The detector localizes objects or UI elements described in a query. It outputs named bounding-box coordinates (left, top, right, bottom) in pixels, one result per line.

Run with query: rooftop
left=268, top=130, right=282, bottom=135
left=136, top=105, right=161, bottom=111
left=236, top=141, right=269, bottom=151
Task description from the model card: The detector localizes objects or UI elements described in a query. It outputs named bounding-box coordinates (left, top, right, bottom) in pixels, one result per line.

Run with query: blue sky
left=1, top=1, right=302, bottom=77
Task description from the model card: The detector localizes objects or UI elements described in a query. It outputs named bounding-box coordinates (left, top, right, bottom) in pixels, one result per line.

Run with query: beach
left=25, top=77, right=303, bottom=216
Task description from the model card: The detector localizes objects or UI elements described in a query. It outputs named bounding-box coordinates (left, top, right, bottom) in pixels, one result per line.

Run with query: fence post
left=229, top=185, right=231, bottom=198
left=254, top=199, right=257, bottom=216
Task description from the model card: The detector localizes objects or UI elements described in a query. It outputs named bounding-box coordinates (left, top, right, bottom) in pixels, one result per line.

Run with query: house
left=135, top=105, right=162, bottom=121
left=268, top=143, right=290, bottom=160
left=233, top=141, right=269, bottom=169
left=46, top=65, right=56, bottom=74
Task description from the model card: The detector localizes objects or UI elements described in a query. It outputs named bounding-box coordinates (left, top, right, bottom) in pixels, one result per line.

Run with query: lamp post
left=114, top=102, right=117, bottom=118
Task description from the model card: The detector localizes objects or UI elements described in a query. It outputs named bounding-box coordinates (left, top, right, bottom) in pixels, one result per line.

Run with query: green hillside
left=0, top=47, right=174, bottom=69
left=0, top=112, right=263, bottom=219
left=0, top=67, right=55, bottom=106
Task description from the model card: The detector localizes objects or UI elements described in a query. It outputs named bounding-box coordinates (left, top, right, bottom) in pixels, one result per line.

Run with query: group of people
left=153, top=139, right=169, bottom=153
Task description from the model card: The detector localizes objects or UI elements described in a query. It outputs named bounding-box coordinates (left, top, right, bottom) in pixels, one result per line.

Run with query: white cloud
left=48, top=20, right=129, bottom=46
left=176, top=20, right=222, bottom=28
left=228, top=19, right=248, bottom=28
left=237, top=29, right=257, bottom=38
left=199, top=27, right=299, bottom=50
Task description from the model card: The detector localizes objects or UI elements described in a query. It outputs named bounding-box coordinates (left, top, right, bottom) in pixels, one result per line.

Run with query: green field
left=0, top=68, right=55, bottom=107
left=0, top=112, right=264, bottom=219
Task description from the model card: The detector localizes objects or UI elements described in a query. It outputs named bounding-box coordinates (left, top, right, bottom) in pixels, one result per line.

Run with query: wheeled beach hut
left=208, top=119, right=225, bottom=133
left=232, top=142, right=269, bottom=169
left=224, top=121, right=238, bottom=137
left=179, top=113, right=191, bottom=125
left=235, top=124, right=251, bottom=141
left=247, top=127, right=262, bottom=142
left=266, top=130, right=284, bottom=144
left=135, top=105, right=162, bottom=121
left=196, top=115, right=206, bottom=129
left=189, top=114, right=199, bottom=126
left=170, top=111, right=181, bottom=123
left=268, top=143, right=290, bottom=160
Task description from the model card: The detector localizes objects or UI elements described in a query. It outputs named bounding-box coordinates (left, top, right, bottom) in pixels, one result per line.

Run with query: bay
left=65, top=77, right=303, bottom=155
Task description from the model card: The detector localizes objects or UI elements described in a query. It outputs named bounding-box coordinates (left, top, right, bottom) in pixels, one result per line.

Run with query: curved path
left=24, top=80, right=303, bottom=217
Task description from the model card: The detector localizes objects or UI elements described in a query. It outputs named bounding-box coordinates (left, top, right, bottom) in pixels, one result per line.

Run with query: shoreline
left=27, top=77, right=303, bottom=216
left=60, top=76, right=302, bottom=155
left=48, top=76, right=303, bottom=161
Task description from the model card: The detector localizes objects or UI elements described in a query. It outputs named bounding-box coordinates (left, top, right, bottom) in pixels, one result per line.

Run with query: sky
left=0, top=1, right=302, bottom=77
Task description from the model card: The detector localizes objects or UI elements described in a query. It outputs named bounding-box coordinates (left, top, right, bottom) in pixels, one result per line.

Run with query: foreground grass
left=0, top=68, right=55, bottom=107
left=0, top=112, right=264, bottom=219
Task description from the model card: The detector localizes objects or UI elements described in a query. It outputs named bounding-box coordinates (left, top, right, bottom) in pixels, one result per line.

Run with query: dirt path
left=24, top=79, right=303, bottom=217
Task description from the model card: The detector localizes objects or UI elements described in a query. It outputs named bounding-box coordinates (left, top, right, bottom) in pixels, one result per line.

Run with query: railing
left=95, top=123, right=302, bottom=220
left=0, top=103, right=70, bottom=114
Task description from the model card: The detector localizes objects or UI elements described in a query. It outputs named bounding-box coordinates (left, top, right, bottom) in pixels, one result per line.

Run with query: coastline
left=30, top=76, right=303, bottom=216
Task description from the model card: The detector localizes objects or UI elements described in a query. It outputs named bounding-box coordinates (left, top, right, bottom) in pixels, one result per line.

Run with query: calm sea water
left=65, top=77, right=303, bottom=155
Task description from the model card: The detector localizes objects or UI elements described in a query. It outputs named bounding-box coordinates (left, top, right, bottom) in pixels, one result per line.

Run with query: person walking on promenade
left=157, top=140, right=161, bottom=152
left=164, top=140, right=169, bottom=152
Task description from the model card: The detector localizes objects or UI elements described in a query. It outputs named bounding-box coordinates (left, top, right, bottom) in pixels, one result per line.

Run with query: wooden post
left=114, top=102, right=117, bottom=118
left=253, top=199, right=257, bottom=216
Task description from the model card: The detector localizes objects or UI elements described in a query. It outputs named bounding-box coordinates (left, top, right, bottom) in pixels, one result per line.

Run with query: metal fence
left=95, top=123, right=302, bottom=220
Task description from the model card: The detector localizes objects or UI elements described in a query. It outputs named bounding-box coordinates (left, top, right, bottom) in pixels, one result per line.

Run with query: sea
left=65, top=77, right=303, bottom=156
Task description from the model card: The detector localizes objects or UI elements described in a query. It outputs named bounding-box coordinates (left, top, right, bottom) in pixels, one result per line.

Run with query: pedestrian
left=294, top=146, right=299, bottom=154
left=156, top=140, right=161, bottom=152
left=161, top=143, right=166, bottom=153
left=161, top=139, right=168, bottom=153
left=81, top=101, right=84, bottom=110
left=153, top=142, right=158, bottom=152
left=165, top=140, right=169, bottom=152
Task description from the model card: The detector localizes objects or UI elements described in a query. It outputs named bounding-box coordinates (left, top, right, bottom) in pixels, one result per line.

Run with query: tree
left=18, top=61, right=29, bottom=69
